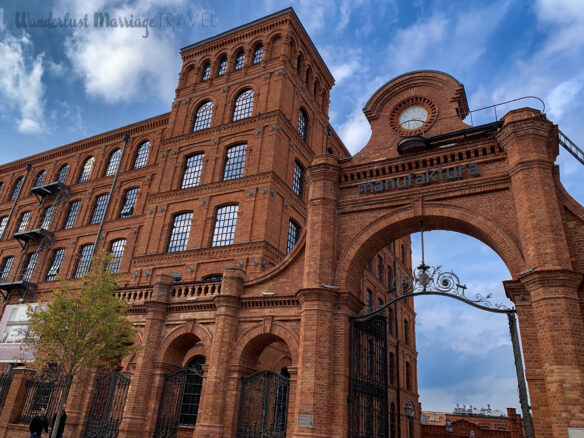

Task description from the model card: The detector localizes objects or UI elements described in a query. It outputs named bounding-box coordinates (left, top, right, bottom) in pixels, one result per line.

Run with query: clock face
left=399, top=106, right=428, bottom=130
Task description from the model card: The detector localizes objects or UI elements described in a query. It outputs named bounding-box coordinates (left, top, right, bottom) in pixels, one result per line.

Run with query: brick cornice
left=519, top=269, right=583, bottom=292
left=296, top=287, right=338, bottom=305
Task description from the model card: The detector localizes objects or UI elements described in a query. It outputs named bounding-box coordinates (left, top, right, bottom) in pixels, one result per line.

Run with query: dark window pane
left=223, top=144, right=246, bottom=181
left=378, top=256, right=383, bottom=281
left=78, top=157, right=95, bottom=183
left=201, top=62, right=211, bottom=81
left=292, top=162, right=304, bottom=197
left=119, top=188, right=138, bottom=218
left=218, top=57, right=227, bottom=76
left=33, top=171, right=46, bottom=187
left=90, top=195, right=109, bottom=224
left=46, top=249, right=65, bottom=281
left=232, top=89, right=253, bottom=121
left=105, top=149, right=122, bottom=176
left=74, top=244, right=94, bottom=278
left=179, top=357, right=205, bottom=426
left=167, top=212, right=193, bottom=253
left=253, top=44, right=263, bottom=64
left=108, top=239, right=126, bottom=273
left=234, top=51, right=245, bottom=70
left=56, top=164, right=69, bottom=183
left=193, top=102, right=213, bottom=131
left=10, top=177, right=23, bottom=201
left=182, top=154, right=204, bottom=188
left=286, top=220, right=299, bottom=254
left=298, top=109, right=307, bottom=140
left=366, top=289, right=372, bottom=311
left=211, top=205, right=238, bottom=247
left=134, top=141, right=151, bottom=169
left=63, top=200, right=81, bottom=230
left=0, top=257, right=14, bottom=282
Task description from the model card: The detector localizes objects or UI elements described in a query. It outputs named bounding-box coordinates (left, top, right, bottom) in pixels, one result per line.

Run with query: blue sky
left=1, top=0, right=583, bottom=414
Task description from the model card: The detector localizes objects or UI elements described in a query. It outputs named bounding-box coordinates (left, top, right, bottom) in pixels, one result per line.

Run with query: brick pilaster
left=0, top=367, right=35, bottom=438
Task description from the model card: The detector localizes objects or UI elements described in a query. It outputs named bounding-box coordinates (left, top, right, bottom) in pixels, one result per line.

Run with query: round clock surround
left=389, top=96, right=437, bottom=136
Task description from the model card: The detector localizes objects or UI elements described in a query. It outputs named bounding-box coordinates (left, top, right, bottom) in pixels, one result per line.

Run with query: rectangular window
left=366, top=289, right=372, bottom=312
left=222, top=144, right=246, bottom=181
left=119, top=188, right=138, bottom=218
left=387, top=266, right=393, bottom=290
left=286, top=220, right=300, bottom=254
left=0, top=217, right=8, bottom=239
left=74, top=244, right=94, bottom=278
left=167, top=213, right=193, bottom=253
left=181, top=154, right=204, bottom=188
left=90, top=194, right=109, bottom=224
left=16, top=211, right=31, bottom=233
left=211, top=205, right=238, bottom=247
left=63, top=200, right=81, bottom=230
left=404, top=319, right=409, bottom=345
left=388, top=308, right=393, bottom=334
left=108, top=239, right=126, bottom=273
left=389, top=352, right=395, bottom=385
left=0, top=304, right=39, bottom=344
left=46, top=249, right=66, bottom=281
left=292, top=162, right=304, bottom=197
left=378, top=256, right=383, bottom=281
left=21, top=253, right=39, bottom=282
left=40, top=205, right=56, bottom=230
left=405, top=361, right=411, bottom=390
left=0, top=257, right=14, bottom=282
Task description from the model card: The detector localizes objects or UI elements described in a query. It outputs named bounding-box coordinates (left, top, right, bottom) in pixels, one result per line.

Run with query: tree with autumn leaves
left=23, top=251, right=137, bottom=438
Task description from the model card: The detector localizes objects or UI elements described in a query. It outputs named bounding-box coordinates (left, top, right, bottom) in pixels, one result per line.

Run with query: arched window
left=389, top=352, right=395, bottom=385
left=74, top=244, right=95, bottom=278
left=296, top=54, right=302, bottom=73
left=133, top=141, right=151, bottom=169
left=104, top=149, right=121, bottom=176
left=305, top=67, right=311, bottom=85
left=10, top=177, right=24, bottom=201
left=366, top=289, right=372, bottom=311
left=211, top=204, right=238, bottom=247
left=201, top=62, right=211, bottom=81
left=182, top=153, right=204, bottom=188
left=388, top=308, right=393, bottom=334
left=179, top=356, right=205, bottom=426
left=0, top=256, right=14, bottom=282
left=90, top=194, right=109, bottom=224
left=286, top=220, right=300, bottom=254
left=78, top=156, right=95, bottom=183
left=234, top=50, right=245, bottom=70
left=387, top=266, right=393, bottom=289
left=292, top=161, right=304, bottom=197
left=0, top=216, right=8, bottom=239
left=16, top=211, right=31, bottom=233
left=217, top=56, right=227, bottom=76
left=63, top=200, right=81, bottom=230
left=232, top=89, right=254, bottom=121
left=405, top=361, right=411, bottom=390
left=223, top=144, right=246, bottom=180
left=46, top=248, right=66, bottom=281
left=21, top=252, right=38, bottom=282
left=253, top=43, right=263, bottom=64
left=193, top=101, right=213, bottom=131
left=377, top=256, right=383, bottom=281
left=56, top=164, right=70, bottom=183
left=297, top=108, right=308, bottom=140
left=313, top=80, right=319, bottom=97
left=0, top=182, right=3, bottom=195
left=404, top=319, right=409, bottom=345
left=167, top=212, right=193, bottom=253
left=33, top=170, right=46, bottom=188
left=390, top=403, right=396, bottom=438
left=107, top=239, right=126, bottom=273
left=119, top=188, right=139, bottom=218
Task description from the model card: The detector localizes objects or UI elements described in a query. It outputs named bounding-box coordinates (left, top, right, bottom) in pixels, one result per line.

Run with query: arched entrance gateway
left=286, top=70, right=584, bottom=438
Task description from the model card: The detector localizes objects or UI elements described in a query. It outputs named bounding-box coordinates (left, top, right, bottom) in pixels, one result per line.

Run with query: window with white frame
left=286, top=220, right=300, bottom=254
left=74, top=244, right=94, bottom=278
left=218, top=56, right=227, bottom=76
left=193, top=101, right=213, bottom=132
left=90, top=194, right=109, bottom=224
left=40, top=205, right=56, bottom=230
left=201, top=62, right=211, bottom=81
left=222, top=144, right=246, bottom=181
left=182, top=154, right=204, bottom=188
left=46, top=249, right=65, bottom=281
left=107, top=239, right=126, bottom=273
left=0, top=217, right=8, bottom=239
left=119, top=188, right=138, bottom=219
left=55, top=164, right=69, bottom=183
left=292, top=162, right=304, bottom=197
left=33, top=170, right=46, bottom=188
left=78, top=157, right=95, bottom=183
left=167, top=213, right=193, bottom=253
left=211, top=205, right=238, bottom=247
left=0, top=304, right=39, bottom=344
left=0, top=256, right=14, bottom=282
left=133, top=141, right=151, bottom=169
left=232, top=89, right=253, bottom=121
left=16, top=211, right=31, bottom=233
left=234, top=50, right=245, bottom=70
left=253, top=44, right=263, bottom=64
left=21, top=253, right=39, bottom=282
left=63, top=200, right=81, bottom=230
left=104, top=149, right=122, bottom=176
left=10, top=177, right=23, bottom=201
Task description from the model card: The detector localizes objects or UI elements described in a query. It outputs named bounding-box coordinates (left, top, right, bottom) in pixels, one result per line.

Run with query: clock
left=399, top=106, right=428, bottom=130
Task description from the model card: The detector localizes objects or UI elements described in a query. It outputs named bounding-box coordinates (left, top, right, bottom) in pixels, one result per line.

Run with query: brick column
left=498, top=110, right=584, bottom=438
left=0, top=367, right=34, bottom=438
left=118, top=275, right=171, bottom=438
left=194, top=267, right=243, bottom=438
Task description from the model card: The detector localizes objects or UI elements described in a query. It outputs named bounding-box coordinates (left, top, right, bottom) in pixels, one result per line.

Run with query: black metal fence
left=236, top=370, right=289, bottom=438
left=15, top=366, right=65, bottom=425
left=349, top=314, right=388, bottom=438
left=0, top=372, right=13, bottom=413
left=82, top=371, right=130, bottom=438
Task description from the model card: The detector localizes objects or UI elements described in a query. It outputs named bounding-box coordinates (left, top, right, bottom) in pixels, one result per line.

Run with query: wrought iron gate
left=153, top=364, right=204, bottom=438
left=0, top=371, right=12, bottom=413
left=82, top=371, right=130, bottom=438
left=15, top=365, right=65, bottom=425
left=236, top=370, right=290, bottom=438
left=349, top=314, right=388, bottom=438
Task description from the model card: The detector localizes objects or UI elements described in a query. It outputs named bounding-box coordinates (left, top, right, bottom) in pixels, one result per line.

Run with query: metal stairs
left=559, top=130, right=584, bottom=166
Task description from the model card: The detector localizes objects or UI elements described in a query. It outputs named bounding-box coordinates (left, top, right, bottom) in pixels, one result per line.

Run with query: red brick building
left=0, top=8, right=415, bottom=438
left=422, top=408, right=525, bottom=438
left=0, top=6, right=583, bottom=438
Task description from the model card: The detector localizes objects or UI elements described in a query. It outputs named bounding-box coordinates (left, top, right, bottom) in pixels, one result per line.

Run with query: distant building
left=422, top=406, right=525, bottom=438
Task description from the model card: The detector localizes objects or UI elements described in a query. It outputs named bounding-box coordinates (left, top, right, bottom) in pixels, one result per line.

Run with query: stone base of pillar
left=193, top=422, right=225, bottom=438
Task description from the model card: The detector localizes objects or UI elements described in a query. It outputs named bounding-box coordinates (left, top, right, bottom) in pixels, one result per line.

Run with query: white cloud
left=337, top=107, right=372, bottom=153
left=547, top=77, right=583, bottom=120
left=0, top=32, right=46, bottom=133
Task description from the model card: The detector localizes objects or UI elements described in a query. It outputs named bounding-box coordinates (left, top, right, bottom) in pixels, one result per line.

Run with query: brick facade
left=0, top=7, right=582, bottom=438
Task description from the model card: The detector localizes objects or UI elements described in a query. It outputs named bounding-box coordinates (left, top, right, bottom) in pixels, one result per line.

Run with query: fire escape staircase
left=0, top=181, right=69, bottom=302
left=559, top=130, right=584, bottom=166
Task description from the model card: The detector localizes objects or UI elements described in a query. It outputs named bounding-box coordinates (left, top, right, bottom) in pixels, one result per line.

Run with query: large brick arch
left=232, top=322, right=299, bottom=370
left=336, top=203, right=525, bottom=294
left=158, top=320, right=213, bottom=366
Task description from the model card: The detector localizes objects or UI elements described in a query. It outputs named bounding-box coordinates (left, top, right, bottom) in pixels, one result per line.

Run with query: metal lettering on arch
left=349, top=314, right=388, bottom=438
